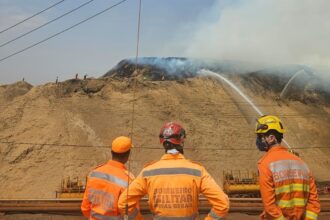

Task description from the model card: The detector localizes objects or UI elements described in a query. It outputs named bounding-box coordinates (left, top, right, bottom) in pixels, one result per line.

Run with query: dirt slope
left=0, top=64, right=329, bottom=199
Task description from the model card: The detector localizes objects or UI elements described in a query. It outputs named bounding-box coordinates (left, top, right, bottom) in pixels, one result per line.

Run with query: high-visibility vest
left=258, top=146, right=320, bottom=220
left=81, top=160, right=141, bottom=220
left=118, top=153, right=229, bottom=220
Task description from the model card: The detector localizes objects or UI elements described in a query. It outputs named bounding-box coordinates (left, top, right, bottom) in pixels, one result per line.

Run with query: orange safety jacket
left=81, top=160, right=142, bottom=220
left=258, top=146, right=320, bottom=220
left=118, top=153, right=229, bottom=220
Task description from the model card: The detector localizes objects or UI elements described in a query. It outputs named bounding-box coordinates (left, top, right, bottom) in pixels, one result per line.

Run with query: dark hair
left=265, top=130, right=283, bottom=143
left=111, top=150, right=130, bottom=159
left=163, top=141, right=184, bottom=154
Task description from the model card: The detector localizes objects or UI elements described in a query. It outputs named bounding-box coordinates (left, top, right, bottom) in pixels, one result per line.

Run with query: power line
left=0, top=100, right=322, bottom=106
left=0, top=97, right=329, bottom=108
left=0, top=0, right=95, bottom=48
left=0, top=0, right=66, bottom=35
left=0, top=141, right=108, bottom=148
left=0, top=101, right=327, bottom=112
left=0, top=155, right=264, bottom=162
left=0, top=105, right=327, bottom=118
left=0, top=104, right=328, bottom=113
left=0, top=0, right=128, bottom=63
left=0, top=141, right=329, bottom=150
left=127, top=0, right=142, bottom=216
left=130, top=0, right=142, bottom=140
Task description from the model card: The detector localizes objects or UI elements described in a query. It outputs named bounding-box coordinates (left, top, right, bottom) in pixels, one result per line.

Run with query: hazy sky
left=0, top=0, right=329, bottom=85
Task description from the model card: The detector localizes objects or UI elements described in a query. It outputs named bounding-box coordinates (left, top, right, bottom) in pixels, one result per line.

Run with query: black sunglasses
left=256, top=123, right=268, bottom=131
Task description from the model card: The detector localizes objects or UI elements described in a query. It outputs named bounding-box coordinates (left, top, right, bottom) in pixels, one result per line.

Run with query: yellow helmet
left=255, top=115, right=285, bottom=134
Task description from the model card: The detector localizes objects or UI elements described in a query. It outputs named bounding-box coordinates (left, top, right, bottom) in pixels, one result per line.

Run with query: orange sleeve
left=81, top=177, right=91, bottom=218
left=258, top=163, right=284, bottom=219
left=200, top=167, right=229, bottom=220
left=118, top=172, right=146, bottom=219
left=305, top=173, right=320, bottom=220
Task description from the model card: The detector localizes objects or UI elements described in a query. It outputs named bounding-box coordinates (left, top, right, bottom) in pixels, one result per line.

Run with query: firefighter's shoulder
left=87, top=162, right=106, bottom=176
left=258, top=152, right=271, bottom=165
left=94, top=162, right=107, bottom=169
left=143, top=160, right=157, bottom=168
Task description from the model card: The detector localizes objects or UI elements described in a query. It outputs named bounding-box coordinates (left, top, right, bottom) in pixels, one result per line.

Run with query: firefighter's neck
left=112, top=158, right=128, bottom=164
left=268, top=142, right=280, bottom=150
left=112, top=154, right=129, bottom=164
left=166, top=148, right=180, bottom=155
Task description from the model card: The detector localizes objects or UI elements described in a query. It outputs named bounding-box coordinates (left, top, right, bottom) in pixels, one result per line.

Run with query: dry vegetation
left=0, top=70, right=329, bottom=199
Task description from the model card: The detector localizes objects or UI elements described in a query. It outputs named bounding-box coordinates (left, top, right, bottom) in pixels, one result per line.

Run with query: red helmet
left=159, top=122, right=186, bottom=145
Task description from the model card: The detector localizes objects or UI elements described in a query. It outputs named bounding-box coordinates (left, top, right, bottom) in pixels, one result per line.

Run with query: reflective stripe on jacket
left=81, top=160, right=142, bottom=220
left=118, top=153, right=229, bottom=220
left=258, top=146, right=320, bottom=220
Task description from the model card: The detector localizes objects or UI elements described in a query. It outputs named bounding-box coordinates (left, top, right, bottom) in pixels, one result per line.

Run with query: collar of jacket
left=267, top=145, right=287, bottom=153
left=161, top=153, right=185, bottom=160
left=258, top=145, right=287, bottom=164
left=107, top=160, right=127, bottom=170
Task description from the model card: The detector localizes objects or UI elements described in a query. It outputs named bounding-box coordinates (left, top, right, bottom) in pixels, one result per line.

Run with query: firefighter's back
left=82, top=160, right=130, bottom=219
left=260, top=146, right=318, bottom=219
left=142, top=156, right=203, bottom=217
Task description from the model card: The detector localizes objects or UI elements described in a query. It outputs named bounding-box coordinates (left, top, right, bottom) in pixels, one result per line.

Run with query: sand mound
left=0, top=59, right=329, bottom=199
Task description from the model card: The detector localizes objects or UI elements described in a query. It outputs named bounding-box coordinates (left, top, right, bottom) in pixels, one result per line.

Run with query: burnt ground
left=105, top=58, right=330, bottom=106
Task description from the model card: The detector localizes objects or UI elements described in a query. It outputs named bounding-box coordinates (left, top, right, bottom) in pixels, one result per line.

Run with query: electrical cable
left=0, top=0, right=66, bottom=35
left=0, top=141, right=329, bottom=150
left=126, top=0, right=142, bottom=218
left=0, top=104, right=326, bottom=119
left=0, top=0, right=128, bottom=63
left=0, top=0, right=95, bottom=48
left=0, top=101, right=327, bottom=118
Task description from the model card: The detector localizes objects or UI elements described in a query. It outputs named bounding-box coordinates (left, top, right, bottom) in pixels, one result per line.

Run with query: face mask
left=256, top=136, right=269, bottom=152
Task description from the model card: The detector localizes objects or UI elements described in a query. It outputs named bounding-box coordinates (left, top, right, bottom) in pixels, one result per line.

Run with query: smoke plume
left=180, top=0, right=330, bottom=71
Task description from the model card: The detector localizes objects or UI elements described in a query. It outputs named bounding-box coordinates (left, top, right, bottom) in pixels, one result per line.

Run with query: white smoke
left=181, top=0, right=330, bottom=70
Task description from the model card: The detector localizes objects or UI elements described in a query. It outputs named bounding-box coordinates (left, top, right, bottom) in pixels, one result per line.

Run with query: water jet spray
left=198, top=69, right=292, bottom=150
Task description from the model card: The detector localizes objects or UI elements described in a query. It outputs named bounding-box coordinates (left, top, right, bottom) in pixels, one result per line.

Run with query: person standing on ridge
left=256, top=115, right=320, bottom=220
left=81, top=136, right=142, bottom=220
left=118, top=122, right=229, bottom=219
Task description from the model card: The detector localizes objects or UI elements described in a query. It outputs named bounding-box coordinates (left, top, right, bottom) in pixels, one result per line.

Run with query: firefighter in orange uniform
left=81, top=136, right=142, bottom=220
left=118, top=122, right=229, bottom=219
left=256, top=115, right=320, bottom=220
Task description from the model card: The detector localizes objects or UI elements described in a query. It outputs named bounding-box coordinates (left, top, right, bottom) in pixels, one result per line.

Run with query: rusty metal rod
left=1, top=198, right=329, bottom=202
